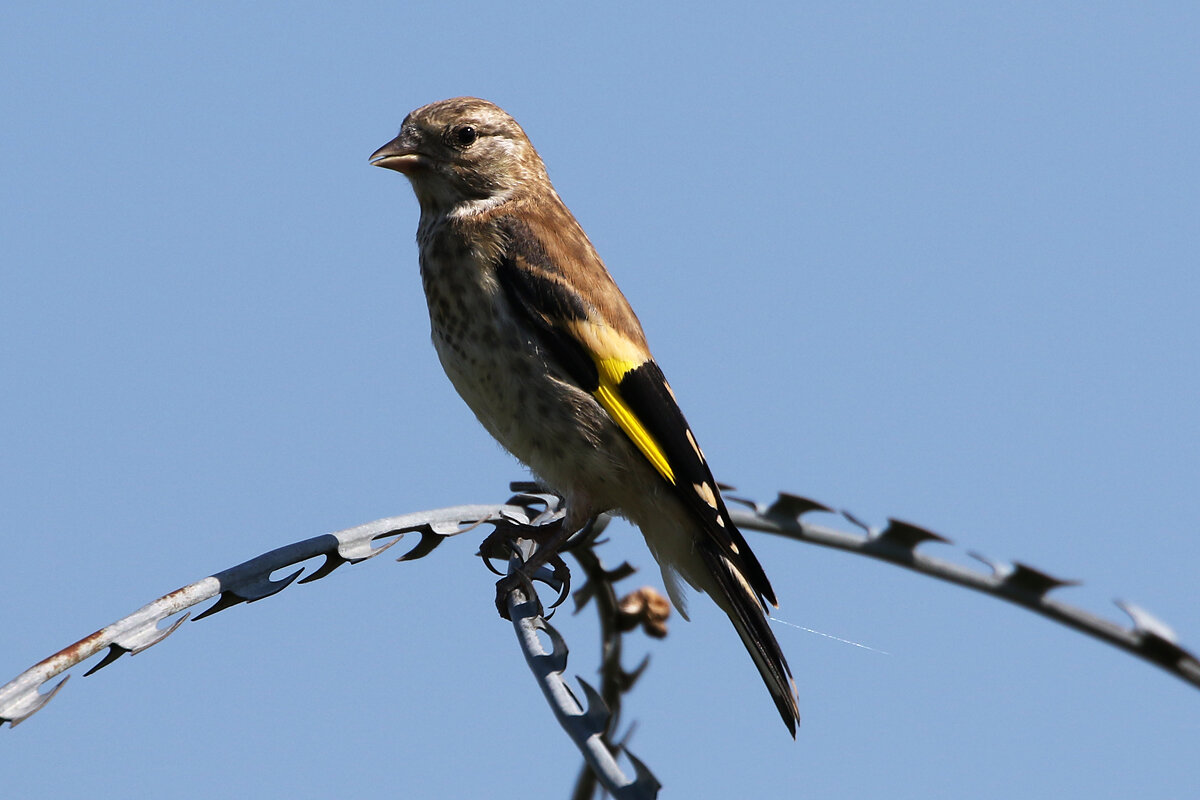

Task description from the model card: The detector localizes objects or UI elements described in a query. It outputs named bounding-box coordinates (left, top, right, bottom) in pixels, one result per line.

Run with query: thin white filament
left=769, top=616, right=892, bottom=656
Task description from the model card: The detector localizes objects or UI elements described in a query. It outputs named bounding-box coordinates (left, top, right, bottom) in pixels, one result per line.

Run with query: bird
left=370, top=97, right=800, bottom=735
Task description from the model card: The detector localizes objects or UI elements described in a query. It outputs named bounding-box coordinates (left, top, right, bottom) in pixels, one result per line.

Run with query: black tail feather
left=699, top=543, right=800, bottom=736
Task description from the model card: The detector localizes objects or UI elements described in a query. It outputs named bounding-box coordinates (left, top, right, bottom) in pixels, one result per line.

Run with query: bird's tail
left=699, top=545, right=800, bottom=737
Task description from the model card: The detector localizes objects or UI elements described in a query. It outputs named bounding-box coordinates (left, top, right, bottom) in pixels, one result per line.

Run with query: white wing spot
left=694, top=481, right=718, bottom=509
left=685, top=429, right=705, bottom=460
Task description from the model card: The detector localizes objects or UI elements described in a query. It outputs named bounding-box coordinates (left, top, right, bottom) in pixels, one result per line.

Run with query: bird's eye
left=452, top=125, right=478, bottom=147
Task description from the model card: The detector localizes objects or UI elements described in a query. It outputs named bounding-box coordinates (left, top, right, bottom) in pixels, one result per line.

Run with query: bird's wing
left=491, top=214, right=777, bottom=608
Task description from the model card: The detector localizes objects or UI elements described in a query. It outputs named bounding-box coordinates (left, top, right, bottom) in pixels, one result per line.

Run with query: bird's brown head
left=370, top=97, right=548, bottom=214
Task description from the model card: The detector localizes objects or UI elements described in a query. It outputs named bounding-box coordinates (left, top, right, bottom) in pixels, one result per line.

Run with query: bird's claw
left=493, top=550, right=572, bottom=620
left=495, top=570, right=539, bottom=620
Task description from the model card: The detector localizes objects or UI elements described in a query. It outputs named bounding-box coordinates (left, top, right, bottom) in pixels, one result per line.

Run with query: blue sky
left=2, top=3, right=1197, bottom=798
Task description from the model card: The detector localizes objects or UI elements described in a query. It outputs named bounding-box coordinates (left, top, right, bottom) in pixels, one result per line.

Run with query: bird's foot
left=480, top=517, right=578, bottom=620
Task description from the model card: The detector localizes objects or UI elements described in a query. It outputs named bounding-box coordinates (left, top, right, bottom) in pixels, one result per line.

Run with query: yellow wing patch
left=592, top=356, right=675, bottom=485
left=564, top=318, right=677, bottom=485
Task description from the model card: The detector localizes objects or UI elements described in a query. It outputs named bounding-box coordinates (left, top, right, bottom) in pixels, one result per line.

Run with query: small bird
left=371, top=97, right=800, bottom=735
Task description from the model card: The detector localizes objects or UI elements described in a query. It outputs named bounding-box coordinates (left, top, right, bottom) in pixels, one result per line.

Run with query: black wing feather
left=617, top=361, right=777, bottom=607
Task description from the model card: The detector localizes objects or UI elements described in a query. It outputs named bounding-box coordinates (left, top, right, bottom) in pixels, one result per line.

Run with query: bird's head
left=370, top=97, right=548, bottom=215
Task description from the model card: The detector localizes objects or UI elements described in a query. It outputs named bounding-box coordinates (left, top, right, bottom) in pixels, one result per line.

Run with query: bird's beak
left=370, top=131, right=423, bottom=174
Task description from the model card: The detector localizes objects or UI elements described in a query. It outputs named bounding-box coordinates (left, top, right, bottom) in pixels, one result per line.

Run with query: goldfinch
left=371, top=97, right=800, bottom=735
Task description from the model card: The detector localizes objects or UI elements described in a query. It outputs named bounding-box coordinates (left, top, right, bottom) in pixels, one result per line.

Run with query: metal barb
left=877, top=518, right=951, bottom=550
left=766, top=492, right=834, bottom=520
left=1004, top=562, right=1078, bottom=597
left=1115, top=600, right=1195, bottom=668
